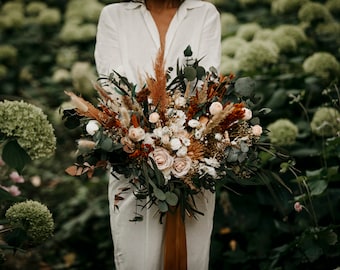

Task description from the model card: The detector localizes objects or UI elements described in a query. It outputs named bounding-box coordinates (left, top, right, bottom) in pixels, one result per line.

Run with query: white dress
left=94, top=1, right=221, bottom=269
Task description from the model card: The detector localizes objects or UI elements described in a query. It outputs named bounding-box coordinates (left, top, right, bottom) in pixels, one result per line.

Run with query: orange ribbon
left=164, top=205, right=187, bottom=270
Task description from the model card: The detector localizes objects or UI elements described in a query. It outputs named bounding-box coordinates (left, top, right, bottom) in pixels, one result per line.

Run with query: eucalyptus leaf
left=158, top=200, right=169, bottom=213
left=196, top=66, right=206, bottom=80
left=99, top=137, right=114, bottom=152
left=234, top=77, right=255, bottom=97
left=165, top=192, right=178, bottom=206
left=184, top=66, right=197, bottom=81
left=153, top=188, right=166, bottom=201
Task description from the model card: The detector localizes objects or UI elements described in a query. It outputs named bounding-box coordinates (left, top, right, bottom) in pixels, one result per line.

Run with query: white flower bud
left=243, top=108, right=252, bottom=121
left=86, top=120, right=100, bottom=135
left=209, top=102, right=223, bottom=115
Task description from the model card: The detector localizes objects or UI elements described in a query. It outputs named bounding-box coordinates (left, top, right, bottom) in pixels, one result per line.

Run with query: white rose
left=252, top=124, right=263, bottom=136
left=176, top=146, right=188, bottom=157
left=149, top=147, right=174, bottom=171
left=86, top=120, right=100, bottom=135
left=153, top=127, right=163, bottom=138
left=128, top=126, right=146, bottom=142
left=243, top=108, right=252, bottom=120
left=204, top=157, right=220, bottom=168
left=170, top=138, right=182, bottom=151
left=199, top=164, right=217, bottom=178
left=188, top=119, right=200, bottom=128
left=161, top=134, right=170, bottom=145
left=143, top=133, right=155, bottom=146
left=215, top=133, right=223, bottom=141
left=209, top=102, right=223, bottom=115
left=171, top=156, right=192, bottom=178
left=174, top=96, right=186, bottom=107
left=149, top=112, right=160, bottom=123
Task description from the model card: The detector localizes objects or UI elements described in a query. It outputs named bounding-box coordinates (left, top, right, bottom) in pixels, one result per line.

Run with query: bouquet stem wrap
left=164, top=205, right=187, bottom=270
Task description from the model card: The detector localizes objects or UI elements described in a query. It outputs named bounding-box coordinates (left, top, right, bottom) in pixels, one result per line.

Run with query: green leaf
left=196, top=66, right=206, bottom=80
left=158, top=200, right=169, bottom=213
left=153, top=188, right=166, bottom=201
left=234, top=77, right=255, bottom=97
left=0, top=188, right=23, bottom=202
left=183, top=45, right=193, bottom=57
left=308, top=180, right=328, bottom=196
left=2, top=140, right=31, bottom=173
left=183, top=66, right=197, bottom=81
left=99, top=137, right=114, bottom=152
left=165, top=192, right=178, bottom=206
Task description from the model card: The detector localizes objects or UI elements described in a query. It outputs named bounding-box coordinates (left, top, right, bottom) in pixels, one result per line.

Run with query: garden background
left=0, top=0, right=340, bottom=269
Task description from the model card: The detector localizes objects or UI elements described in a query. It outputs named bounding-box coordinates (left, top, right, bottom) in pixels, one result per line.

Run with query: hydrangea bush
left=0, top=100, right=56, bottom=161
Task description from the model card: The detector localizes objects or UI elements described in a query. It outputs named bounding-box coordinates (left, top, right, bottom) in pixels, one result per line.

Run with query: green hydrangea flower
left=220, top=12, right=238, bottom=37
left=298, top=2, right=333, bottom=24
left=37, top=8, right=61, bottom=26
left=0, top=45, right=17, bottom=61
left=303, top=52, right=340, bottom=80
left=5, top=200, right=54, bottom=244
left=236, top=23, right=262, bottom=41
left=271, top=0, right=308, bottom=15
left=235, top=40, right=280, bottom=72
left=0, top=100, right=56, bottom=160
left=274, top=25, right=307, bottom=44
left=326, top=0, right=340, bottom=15
left=222, top=36, right=247, bottom=57
left=310, top=107, right=340, bottom=137
left=267, top=119, right=299, bottom=146
left=26, top=2, right=48, bottom=16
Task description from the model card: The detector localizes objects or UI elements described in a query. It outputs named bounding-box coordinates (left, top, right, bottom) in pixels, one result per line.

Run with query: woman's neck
left=145, top=0, right=181, bottom=11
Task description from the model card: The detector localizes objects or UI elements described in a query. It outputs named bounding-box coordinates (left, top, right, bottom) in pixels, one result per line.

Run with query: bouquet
left=63, top=46, right=263, bottom=221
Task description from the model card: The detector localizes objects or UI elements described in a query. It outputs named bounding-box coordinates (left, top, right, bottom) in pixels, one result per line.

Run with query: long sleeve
left=94, top=6, right=122, bottom=77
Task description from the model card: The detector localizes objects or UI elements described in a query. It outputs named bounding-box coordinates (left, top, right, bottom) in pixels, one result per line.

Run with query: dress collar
left=126, top=0, right=204, bottom=10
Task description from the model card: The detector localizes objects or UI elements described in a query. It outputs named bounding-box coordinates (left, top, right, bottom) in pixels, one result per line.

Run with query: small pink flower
left=9, top=171, right=25, bottom=183
left=0, top=158, right=5, bottom=166
left=294, top=202, right=303, bottom=213
left=1, top=185, right=21, bottom=197
left=252, top=125, right=263, bottom=136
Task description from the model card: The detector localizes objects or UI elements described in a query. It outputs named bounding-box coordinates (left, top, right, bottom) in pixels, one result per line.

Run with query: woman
left=94, top=0, right=221, bottom=269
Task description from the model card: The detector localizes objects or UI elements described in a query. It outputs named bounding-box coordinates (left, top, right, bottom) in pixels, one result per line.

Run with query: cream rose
left=128, top=126, right=146, bottom=142
left=149, top=112, right=160, bottom=123
left=209, top=102, right=223, bottom=115
left=171, top=156, right=192, bottom=178
left=149, top=147, right=174, bottom=172
left=252, top=125, right=263, bottom=136
left=243, top=108, right=252, bottom=121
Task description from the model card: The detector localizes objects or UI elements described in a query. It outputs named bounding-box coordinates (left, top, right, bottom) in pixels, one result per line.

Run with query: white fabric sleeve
left=198, top=4, right=221, bottom=72
left=94, top=6, right=121, bottom=77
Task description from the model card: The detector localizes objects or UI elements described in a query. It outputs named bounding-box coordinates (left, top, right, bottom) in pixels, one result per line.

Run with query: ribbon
left=164, top=205, right=187, bottom=270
